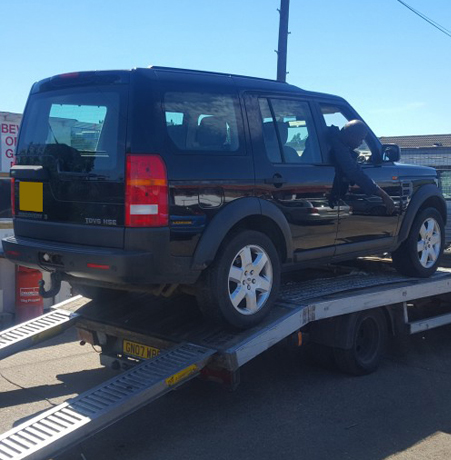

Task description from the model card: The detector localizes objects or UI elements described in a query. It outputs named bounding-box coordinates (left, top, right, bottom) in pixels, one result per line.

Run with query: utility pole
left=276, top=0, right=290, bottom=82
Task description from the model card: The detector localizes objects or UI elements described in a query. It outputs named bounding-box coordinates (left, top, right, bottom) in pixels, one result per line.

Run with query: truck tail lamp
left=125, top=154, right=168, bottom=227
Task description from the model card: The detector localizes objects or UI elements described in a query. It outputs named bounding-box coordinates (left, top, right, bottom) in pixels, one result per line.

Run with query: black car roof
left=144, top=66, right=345, bottom=103
left=36, top=66, right=345, bottom=104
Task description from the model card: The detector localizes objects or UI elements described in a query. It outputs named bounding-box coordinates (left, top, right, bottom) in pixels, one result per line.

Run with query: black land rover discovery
left=2, top=67, right=446, bottom=328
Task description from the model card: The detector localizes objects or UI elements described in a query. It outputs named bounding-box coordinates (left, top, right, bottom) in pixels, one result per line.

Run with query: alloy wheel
left=228, top=244, right=273, bottom=315
left=417, top=217, right=441, bottom=269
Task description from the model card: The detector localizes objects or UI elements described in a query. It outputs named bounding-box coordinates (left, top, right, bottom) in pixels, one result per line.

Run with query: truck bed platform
left=3, top=261, right=451, bottom=460
left=74, top=264, right=451, bottom=370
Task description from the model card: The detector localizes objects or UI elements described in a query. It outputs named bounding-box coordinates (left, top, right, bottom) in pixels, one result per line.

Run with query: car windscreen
left=16, top=86, right=127, bottom=178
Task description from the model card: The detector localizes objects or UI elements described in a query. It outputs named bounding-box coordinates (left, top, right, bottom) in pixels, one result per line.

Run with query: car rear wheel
left=392, top=207, right=444, bottom=278
left=195, top=230, right=281, bottom=329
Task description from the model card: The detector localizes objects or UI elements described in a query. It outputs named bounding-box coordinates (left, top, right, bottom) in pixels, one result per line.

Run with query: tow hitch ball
left=38, top=271, right=62, bottom=298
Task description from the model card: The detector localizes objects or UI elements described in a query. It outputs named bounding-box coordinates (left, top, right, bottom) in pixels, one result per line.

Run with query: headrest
left=197, top=116, right=227, bottom=148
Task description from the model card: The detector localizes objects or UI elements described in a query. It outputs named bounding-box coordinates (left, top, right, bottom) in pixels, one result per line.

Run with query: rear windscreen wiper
left=48, top=123, right=59, bottom=144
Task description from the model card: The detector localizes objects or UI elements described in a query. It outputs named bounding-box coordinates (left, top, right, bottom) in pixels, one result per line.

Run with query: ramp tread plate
left=278, top=271, right=433, bottom=305
left=0, top=310, right=77, bottom=360
left=0, top=343, right=215, bottom=460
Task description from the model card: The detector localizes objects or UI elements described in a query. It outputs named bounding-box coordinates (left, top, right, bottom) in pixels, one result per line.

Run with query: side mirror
left=381, top=144, right=401, bottom=162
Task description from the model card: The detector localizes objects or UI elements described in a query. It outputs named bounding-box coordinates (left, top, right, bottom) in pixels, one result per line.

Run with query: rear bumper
left=1, top=234, right=200, bottom=287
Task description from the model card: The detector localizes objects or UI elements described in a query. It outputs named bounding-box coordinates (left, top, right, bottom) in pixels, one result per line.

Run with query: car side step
left=0, top=342, right=215, bottom=460
left=0, top=309, right=79, bottom=361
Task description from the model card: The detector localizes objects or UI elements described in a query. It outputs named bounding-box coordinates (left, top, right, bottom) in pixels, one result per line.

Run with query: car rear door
left=245, top=93, right=338, bottom=262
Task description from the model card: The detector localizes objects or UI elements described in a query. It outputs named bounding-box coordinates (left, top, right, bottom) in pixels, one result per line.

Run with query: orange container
left=15, top=266, right=44, bottom=323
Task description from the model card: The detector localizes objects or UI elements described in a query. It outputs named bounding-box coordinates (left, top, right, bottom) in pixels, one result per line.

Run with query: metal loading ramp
left=0, top=296, right=91, bottom=361
left=0, top=343, right=215, bottom=460
left=0, top=309, right=78, bottom=361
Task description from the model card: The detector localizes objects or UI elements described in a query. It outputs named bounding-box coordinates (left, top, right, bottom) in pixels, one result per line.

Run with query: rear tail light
left=125, top=154, right=168, bottom=227
left=87, top=263, right=110, bottom=270
left=10, top=177, right=15, bottom=217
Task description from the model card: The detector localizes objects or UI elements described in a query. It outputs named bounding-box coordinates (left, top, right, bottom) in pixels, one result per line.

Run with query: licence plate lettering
left=123, top=340, right=159, bottom=359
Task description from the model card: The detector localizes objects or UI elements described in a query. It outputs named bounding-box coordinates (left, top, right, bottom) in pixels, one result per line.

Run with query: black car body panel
left=2, top=66, right=446, bottom=293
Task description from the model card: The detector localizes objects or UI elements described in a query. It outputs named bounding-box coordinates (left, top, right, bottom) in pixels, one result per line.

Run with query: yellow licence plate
left=19, top=181, right=43, bottom=212
left=123, top=340, right=160, bottom=360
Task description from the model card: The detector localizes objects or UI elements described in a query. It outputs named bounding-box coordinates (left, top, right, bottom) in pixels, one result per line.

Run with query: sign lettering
left=1, top=120, right=21, bottom=172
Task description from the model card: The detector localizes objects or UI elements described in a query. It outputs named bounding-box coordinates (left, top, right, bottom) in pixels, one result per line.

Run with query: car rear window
left=164, top=92, right=243, bottom=154
left=17, top=87, right=126, bottom=177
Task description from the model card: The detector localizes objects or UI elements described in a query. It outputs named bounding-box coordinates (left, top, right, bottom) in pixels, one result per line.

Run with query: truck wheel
left=195, top=230, right=280, bottom=329
left=333, top=309, right=387, bottom=376
left=392, top=207, right=444, bottom=278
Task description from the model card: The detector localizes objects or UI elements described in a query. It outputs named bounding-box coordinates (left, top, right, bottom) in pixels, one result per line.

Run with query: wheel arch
left=191, top=198, right=293, bottom=270
left=397, top=184, right=446, bottom=245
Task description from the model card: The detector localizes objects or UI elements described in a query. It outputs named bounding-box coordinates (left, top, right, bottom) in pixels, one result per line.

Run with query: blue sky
left=1, top=0, right=450, bottom=136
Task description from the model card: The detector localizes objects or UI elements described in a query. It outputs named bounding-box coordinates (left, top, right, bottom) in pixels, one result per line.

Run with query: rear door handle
left=264, top=174, right=286, bottom=187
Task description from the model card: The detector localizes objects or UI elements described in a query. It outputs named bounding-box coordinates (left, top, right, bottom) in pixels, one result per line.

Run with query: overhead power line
left=396, top=0, right=451, bottom=38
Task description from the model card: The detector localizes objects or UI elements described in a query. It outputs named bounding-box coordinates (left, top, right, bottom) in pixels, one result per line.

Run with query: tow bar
left=38, top=271, right=62, bottom=298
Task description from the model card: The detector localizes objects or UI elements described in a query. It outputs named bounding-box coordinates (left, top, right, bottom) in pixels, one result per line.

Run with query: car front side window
left=320, top=104, right=376, bottom=164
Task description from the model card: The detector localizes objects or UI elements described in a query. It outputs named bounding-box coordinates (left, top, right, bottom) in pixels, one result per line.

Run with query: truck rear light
left=125, top=154, right=168, bottom=227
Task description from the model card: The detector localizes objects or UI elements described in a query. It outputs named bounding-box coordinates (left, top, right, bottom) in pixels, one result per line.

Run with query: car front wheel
left=195, top=230, right=281, bottom=329
left=392, top=207, right=444, bottom=277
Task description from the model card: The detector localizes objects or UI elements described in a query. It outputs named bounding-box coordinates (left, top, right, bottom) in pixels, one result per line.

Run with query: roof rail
left=147, top=65, right=284, bottom=84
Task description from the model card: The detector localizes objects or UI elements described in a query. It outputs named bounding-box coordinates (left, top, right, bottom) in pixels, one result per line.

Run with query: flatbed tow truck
left=2, top=258, right=451, bottom=460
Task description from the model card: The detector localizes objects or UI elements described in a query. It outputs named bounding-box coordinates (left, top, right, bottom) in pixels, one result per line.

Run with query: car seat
left=197, top=116, right=228, bottom=150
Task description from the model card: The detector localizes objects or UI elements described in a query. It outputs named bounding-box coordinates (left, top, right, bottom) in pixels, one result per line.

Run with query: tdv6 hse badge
left=85, top=218, right=117, bottom=226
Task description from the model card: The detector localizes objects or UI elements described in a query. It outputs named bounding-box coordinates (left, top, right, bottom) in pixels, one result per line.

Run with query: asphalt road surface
left=2, top=322, right=451, bottom=460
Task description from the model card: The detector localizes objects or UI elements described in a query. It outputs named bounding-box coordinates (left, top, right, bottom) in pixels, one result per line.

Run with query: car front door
left=318, top=103, right=401, bottom=256
left=245, top=93, right=338, bottom=262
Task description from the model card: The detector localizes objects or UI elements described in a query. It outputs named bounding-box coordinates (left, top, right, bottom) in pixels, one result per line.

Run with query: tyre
left=333, top=309, right=387, bottom=376
left=392, top=207, right=444, bottom=278
left=195, top=230, right=281, bottom=329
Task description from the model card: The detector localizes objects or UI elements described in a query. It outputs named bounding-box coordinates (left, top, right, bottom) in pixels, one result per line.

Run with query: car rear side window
left=259, top=97, right=322, bottom=164
left=17, top=88, right=125, bottom=176
left=164, top=92, right=243, bottom=154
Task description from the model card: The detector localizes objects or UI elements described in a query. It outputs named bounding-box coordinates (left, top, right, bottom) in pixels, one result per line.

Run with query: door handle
left=264, top=174, right=286, bottom=187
